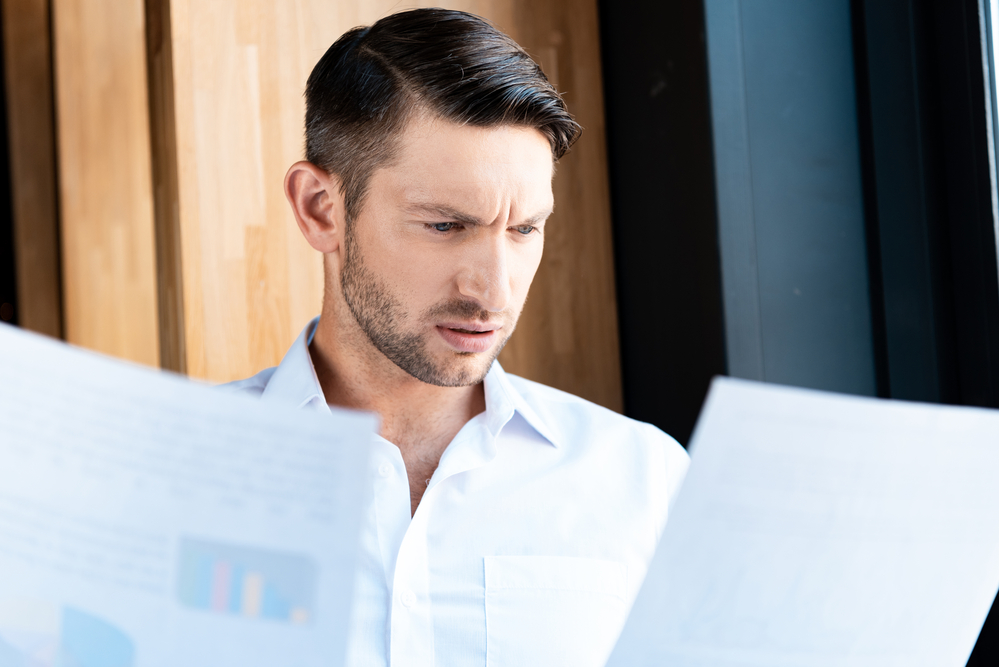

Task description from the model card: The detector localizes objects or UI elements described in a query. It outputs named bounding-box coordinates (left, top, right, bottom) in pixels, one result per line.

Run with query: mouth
left=435, top=322, right=501, bottom=353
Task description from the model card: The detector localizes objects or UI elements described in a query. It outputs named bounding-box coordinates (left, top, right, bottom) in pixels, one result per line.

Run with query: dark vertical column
left=598, top=0, right=726, bottom=445
left=145, top=0, right=186, bottom=373
left=931, top=0, right=999, bottom=409
left=2, top=0, right=62, bottom=337
left=857, top=1, right=959, bottom=403
left=855, top=0, right=999, bottom=408
left=0, top=8, right=17, bottom=326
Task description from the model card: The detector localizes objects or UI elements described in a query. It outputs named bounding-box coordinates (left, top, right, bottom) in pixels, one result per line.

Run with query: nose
left=456, top=231, right=512, bottom=313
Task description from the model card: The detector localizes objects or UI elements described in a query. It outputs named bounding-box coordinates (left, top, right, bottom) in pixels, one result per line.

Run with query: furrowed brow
left=405, top=203, right=554, bottom=226
left=405, top=203, right=484, bottom=226
left=521, top=208, right=554, bottom=226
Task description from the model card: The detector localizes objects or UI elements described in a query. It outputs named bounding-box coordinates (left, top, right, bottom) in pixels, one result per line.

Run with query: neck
left=309, top=304, right=486, bottom=514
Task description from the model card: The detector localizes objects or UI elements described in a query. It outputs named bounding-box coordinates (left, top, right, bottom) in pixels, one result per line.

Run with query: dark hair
left=304, top=8, right=582, bottom=221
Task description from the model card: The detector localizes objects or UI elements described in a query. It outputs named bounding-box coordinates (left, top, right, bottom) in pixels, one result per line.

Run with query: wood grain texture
left=167, top=0, right=334, bottom=381
left=2, top=0, right=62, bottom=337
left=165, top=0, right=622, bottom=410
left=52, top=0, right=160, bottom=365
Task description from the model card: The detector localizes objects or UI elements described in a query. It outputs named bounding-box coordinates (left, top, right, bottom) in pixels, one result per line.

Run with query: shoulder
left=506, top=372, right=689, bottom=468
left=216, top=366, right=278, bottom=398
left=505, top=372, right=689, bottom=521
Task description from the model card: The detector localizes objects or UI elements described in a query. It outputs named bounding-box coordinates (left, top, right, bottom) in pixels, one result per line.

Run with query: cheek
left=511, top=239, right=545, bottom=298
left=373, top=241, right=455, bottom=301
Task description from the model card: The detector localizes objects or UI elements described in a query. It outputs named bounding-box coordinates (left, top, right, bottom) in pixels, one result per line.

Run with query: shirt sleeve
left=642, top=422, right=690, bottom=541
left=663, top=435, right=690, bottom=508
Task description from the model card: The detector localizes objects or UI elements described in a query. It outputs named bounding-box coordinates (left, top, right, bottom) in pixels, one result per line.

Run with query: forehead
left=370, top=115, right=555, bottom=215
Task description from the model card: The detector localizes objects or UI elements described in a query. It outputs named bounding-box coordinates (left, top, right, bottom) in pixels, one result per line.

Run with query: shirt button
left=378, top=462, right=392, bottom=478
left=400, top=590, right=416, bottom=607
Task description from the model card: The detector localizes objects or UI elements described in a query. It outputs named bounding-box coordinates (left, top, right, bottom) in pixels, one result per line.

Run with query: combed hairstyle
left=304, top=8, right=582, bottom=222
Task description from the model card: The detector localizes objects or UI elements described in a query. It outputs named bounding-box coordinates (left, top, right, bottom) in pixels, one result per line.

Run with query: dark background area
left=601, top=0, right=999, bottom=438
left=855, top=0, right=999, bottom=409
left=599, top=0, right=725, bottom=447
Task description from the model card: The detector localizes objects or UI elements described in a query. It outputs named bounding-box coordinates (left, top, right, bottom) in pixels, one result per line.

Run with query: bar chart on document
left=176, top=538, right=318, bottom=624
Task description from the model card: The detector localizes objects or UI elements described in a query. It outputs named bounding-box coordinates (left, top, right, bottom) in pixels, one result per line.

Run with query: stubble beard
left=339, top=228, right=513, bottom=387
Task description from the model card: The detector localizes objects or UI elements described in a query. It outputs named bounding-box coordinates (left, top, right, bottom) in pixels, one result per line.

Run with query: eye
left=513, top=225, right=537, bottom=235
left=429, top=222, right=458, bottom=233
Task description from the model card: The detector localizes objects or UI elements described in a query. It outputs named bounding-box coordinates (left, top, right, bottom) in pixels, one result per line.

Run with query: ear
left=284, top=161, right=345, bottom=254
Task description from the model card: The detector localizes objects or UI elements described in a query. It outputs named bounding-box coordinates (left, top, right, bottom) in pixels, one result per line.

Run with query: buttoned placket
left=373, top=408, right=505, bottom=667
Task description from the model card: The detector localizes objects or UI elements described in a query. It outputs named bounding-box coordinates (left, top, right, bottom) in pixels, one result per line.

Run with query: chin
left=433, top=362, right=494, bottom=388
left=407, top=351, right=497, bottom=388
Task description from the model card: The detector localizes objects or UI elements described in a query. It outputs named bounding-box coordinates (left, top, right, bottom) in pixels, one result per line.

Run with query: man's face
left=337, top=115, right=554, bottom=387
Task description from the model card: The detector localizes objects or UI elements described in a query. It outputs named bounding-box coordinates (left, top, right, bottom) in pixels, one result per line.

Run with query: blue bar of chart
left=0, top=602, right=134, bottom=667
left=60, top=606, right=136, bottom=667
left=176, top=538, right=317, bottom=624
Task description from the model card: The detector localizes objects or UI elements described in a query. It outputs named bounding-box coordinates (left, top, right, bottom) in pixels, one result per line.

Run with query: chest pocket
left=484, top=555, right=628, bottom=667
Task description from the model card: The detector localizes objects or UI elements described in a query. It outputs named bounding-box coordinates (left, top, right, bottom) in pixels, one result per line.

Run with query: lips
left=435, top=322, right=501, bottom=353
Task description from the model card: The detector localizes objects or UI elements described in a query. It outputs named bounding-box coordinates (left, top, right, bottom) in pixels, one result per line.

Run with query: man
left=228, top=8, right=689, bottom=666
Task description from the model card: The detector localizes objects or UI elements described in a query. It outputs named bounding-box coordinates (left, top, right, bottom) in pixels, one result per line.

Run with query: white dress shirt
left=226, top=318, right=689, bottom=667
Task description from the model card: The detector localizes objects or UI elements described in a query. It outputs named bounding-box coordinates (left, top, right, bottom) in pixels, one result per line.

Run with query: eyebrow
left=404, top=203, right=554, bottom=226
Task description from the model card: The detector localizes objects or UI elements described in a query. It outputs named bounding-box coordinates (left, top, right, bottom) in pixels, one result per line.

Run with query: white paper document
left=0, top=323, right=376, bottom=667
left=607, top=377, right=999, bottom=667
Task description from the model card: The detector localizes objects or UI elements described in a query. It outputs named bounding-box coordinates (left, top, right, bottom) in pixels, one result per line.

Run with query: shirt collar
left=481, top=361, right=561, bottom=448
left=263, top=316, right=561, bottom=447
left=260, top=317, right=327, bottom=411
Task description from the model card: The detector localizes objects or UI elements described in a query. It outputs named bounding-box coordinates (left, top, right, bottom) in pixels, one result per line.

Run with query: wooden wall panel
left=52, top=0, right=159, bottom=365
left=163, top=0, right=622, bottom=410
left=165, top=0, right=334, bottom=380
left=2, top=0, right=61, bottom=337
